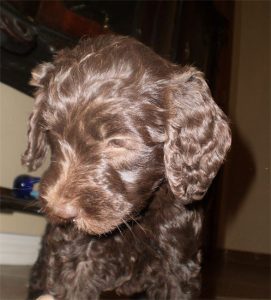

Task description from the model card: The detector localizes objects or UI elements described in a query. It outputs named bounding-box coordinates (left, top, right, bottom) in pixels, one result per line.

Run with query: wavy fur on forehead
left=31, top=35, right=168, bottom=105
left=25, top=36, right=168, bottom=161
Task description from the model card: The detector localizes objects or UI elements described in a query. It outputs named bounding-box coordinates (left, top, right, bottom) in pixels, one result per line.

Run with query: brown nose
left=52, top=203, right=78, bottom=220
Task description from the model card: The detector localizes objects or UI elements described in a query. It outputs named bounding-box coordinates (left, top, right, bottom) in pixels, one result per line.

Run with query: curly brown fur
left=23, top=35, right=231, bottom=300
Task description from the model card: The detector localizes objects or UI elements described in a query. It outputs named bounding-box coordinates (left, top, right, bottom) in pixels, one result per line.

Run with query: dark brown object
left=35, top=0, right=107, bottom=38
left=0, top=187, right=41, bottom=215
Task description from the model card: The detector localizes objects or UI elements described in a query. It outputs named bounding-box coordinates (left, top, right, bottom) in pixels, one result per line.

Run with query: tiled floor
left=0, top=252, right=270, bottom=300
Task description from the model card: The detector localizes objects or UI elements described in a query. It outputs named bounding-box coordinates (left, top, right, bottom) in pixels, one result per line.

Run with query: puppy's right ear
left=163, top=67, right=231, bottom=204
left=22, top=63, right=54, bottom=171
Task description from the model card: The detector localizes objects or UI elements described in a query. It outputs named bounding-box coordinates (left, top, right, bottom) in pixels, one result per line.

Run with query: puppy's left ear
left=22, top=63, right=54, bottom=171
left=164, top=66, right=231, bottom=204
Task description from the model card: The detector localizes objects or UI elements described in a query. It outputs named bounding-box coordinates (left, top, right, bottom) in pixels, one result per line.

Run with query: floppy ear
left=164, top=66, right=231, bottom=204
left=22, top=63, right=54, bottom=171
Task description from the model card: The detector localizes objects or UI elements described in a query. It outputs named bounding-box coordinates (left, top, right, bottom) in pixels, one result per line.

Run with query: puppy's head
left=23, top=35, right=231, bottom=235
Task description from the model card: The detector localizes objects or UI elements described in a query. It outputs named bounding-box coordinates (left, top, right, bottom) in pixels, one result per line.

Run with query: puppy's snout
left=51, top=202, right=78, bottom=220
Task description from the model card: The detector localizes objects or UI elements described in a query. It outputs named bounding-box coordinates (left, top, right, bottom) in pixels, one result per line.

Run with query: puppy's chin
left=73, top=217, right=123, bottom=235
left=43, top=212, right=121, bottom=235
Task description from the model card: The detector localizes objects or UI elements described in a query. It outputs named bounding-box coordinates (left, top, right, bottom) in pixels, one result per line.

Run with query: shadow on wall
left=221, top=121, right=256, bottom=231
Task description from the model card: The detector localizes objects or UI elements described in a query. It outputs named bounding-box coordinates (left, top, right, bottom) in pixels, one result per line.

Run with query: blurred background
left=0, top=0, right=270, bottom=299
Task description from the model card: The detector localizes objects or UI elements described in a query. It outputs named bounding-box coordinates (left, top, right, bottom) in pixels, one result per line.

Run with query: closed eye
left=108, top=139, right=127, bottom=148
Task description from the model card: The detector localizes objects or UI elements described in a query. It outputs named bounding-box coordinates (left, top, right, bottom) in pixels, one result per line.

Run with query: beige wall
left=218, top=1, right=270, bottom=254
left=0, top=83, right=47, bottom=236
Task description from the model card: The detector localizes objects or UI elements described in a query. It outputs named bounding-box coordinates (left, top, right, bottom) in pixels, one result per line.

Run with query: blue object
left=13, top=175, right=40, bottom=199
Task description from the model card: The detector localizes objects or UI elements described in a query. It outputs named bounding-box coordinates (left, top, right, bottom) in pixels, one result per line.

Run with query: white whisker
left=122, top=219, right=132, bottom=232
left=117, top=225, right=124, bottom=237
left=130, top=216, right=147, bottom=235
left=122, top=218, right=140, bottom=243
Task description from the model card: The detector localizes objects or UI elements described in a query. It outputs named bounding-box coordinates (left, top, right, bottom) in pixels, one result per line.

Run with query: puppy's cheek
left=118, top=170, right=139, bottom=184
left=75, top=199, right=133, bottom=234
